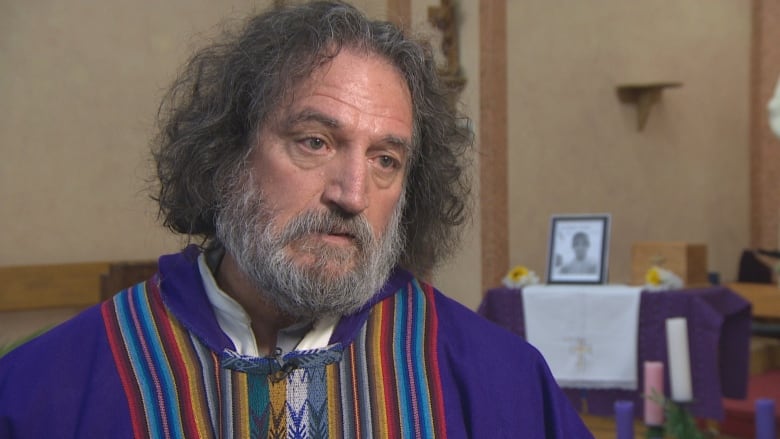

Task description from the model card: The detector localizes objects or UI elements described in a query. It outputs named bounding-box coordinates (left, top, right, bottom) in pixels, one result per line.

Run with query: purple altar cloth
left=477, top=286, right=751, bottom=420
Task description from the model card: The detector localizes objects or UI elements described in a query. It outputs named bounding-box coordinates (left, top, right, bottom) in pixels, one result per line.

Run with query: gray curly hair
left=152, top=0, right=473, bottom=276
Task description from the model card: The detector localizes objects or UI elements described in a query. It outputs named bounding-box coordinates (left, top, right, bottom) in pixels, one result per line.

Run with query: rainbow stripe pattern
left=101, top=275, right=447, bottom=438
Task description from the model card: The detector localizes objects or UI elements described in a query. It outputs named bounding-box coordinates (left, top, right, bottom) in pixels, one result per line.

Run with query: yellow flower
left=645, top=267, right=662, bottom=285
left=508, top=266, right=530, bottom=282
left=502, top=265, right=539, bottom=288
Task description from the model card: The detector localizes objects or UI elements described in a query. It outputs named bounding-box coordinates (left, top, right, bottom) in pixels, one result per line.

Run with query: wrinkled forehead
left=263, top=47, right=415, bottom=150
left=272, top=45, right=417, bottom=123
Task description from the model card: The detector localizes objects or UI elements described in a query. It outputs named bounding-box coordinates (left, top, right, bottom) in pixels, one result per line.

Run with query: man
left=560, top=232, right=598, bottom=275
left=0, top=2, right=592, bottom=437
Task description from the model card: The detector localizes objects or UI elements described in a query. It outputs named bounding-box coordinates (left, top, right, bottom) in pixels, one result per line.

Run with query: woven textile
left=101, top=275, right=446, bottom=439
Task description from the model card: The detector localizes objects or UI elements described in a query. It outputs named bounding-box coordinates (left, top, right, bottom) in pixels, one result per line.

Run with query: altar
left=477, top=285, right=752, bottom=420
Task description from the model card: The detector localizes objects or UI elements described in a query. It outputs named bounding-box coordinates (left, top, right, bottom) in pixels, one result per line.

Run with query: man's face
left=216, top=49, right=413, bottom=317
left=251, top=49, right=412, bottom=273
left=573, top=236, right=589, bottom=260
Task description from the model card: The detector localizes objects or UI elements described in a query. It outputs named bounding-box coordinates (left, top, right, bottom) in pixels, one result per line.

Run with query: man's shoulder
left=426, top=283, right=521, bottom=336
left=0, top=302, right=117, bottom=391
left=1, top=303, right=106, bottom=365
left=0, top=303, right=131, bottom=436
left=415, top=280, right=541, bottom=359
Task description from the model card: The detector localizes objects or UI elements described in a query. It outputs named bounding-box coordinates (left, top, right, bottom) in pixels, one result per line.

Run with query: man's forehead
left=268, top=50, right=413, bottom=139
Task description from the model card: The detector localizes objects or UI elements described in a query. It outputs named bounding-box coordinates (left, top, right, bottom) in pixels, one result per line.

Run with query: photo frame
left=546, top=214, right=611, bottom=284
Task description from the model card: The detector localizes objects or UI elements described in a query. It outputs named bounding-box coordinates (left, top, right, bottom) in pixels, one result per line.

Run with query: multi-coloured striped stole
left=101, top=275, right=447, bottom=438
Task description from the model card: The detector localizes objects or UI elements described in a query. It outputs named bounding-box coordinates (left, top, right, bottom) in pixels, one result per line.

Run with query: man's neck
left=215, top=252, right=297, bottom=356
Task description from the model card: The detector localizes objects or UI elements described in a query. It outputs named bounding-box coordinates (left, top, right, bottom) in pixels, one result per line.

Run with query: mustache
left=277, top=209, right=375, bottom=250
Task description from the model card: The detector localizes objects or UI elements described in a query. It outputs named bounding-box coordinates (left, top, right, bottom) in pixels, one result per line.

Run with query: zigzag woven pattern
left=101, top=275, right=447, bottom=438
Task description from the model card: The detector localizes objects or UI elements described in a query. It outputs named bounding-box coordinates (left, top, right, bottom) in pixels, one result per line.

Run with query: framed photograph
left=546, top=214, right=611, bottom=284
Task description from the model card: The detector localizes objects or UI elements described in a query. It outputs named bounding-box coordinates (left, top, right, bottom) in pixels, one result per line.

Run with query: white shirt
left=197, top=252, right=338, bottom=357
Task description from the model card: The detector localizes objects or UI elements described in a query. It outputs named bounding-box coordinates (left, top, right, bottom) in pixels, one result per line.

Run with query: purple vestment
left=0, top=248, right=592, bottom=438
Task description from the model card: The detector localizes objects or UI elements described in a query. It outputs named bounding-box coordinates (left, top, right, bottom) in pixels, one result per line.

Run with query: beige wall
left=1, top=1, right=260, bottom=265
left=0, top=0, right=754, bottom=309
left=0, top=0, right=384, bottom=267
left=506, top=0, right=751, bottom=285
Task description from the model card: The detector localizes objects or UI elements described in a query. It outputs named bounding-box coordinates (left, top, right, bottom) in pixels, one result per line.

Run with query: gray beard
left=215, top=173, right=405, bottom=319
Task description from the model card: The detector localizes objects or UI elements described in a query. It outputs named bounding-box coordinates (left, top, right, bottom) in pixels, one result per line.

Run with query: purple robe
left=0, top=248, right=592, bottom=438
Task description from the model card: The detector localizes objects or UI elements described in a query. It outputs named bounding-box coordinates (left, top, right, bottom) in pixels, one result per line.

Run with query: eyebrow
left=282, top=108, right=340, bottom=130
left=281, top=108, right=413, bottom=153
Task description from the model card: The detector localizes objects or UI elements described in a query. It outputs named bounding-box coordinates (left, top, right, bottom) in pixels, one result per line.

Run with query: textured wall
left=505, top=0, right=751, bottom=284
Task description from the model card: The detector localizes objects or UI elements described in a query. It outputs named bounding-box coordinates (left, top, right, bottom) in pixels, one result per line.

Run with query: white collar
left=197, top=251, right=338, bottom=357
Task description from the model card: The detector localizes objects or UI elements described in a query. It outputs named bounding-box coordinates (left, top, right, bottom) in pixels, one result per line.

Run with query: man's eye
left=378, top=155, right=398, bottom=169
left=304, top=137, right=326, bottom=150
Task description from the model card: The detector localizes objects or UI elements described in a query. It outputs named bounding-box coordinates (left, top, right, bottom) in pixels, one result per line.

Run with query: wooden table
left=727, top=282, right=780, bottom=321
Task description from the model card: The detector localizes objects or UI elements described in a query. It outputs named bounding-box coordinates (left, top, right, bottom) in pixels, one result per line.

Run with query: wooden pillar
left=750, top=1, right=780, bottom=249
left=479, top=0, right=509, bottom=291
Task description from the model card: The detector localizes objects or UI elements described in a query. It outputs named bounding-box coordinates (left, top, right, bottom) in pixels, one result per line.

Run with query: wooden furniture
left=0, top=260, right=157, bottom=346
left=100, top=261, right=158, bottom=301
left=727, top=282, right=780, bottom=321
left=0, top=262, right=111, bottom=311
left=616, top=82, right=683, bottom=130
left=631, top=241, right=709, bottom=286
left=0, top=261, right=157, bottom=312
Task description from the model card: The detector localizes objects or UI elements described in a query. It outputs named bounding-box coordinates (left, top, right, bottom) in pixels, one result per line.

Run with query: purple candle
left=615, top=400, right=634, bottom=439
left=755, top=398, right=776, bottom=439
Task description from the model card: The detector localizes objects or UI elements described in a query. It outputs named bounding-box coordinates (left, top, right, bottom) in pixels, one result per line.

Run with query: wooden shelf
left=616, top=82, right=682, bottom=131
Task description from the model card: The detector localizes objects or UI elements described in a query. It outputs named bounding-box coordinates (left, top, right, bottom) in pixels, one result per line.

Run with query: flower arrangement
left=502, top=265, right=540, bottom=288
left=644, top=265, right=683, bottom=291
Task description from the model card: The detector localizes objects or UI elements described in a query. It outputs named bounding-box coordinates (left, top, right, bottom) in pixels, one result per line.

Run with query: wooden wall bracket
left=616, top=82, right=682, bottom=131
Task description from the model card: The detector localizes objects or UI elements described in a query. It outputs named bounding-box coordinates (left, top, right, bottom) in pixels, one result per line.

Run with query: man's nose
left=322, top=154, right=369, bottom=215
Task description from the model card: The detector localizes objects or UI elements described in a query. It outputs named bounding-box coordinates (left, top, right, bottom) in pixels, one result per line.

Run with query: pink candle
left=644, top=361, right=665, bottom=426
